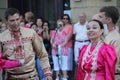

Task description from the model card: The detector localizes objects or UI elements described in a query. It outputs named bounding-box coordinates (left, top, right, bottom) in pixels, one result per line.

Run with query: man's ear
left=106, top=17, right=112, bottom=23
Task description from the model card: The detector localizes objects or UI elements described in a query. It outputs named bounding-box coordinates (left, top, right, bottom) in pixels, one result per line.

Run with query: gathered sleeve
left=76, top=45, right=87, bottom=80
left=104, top=45, right=117, bottom=80
left=0, top=53, right=19, bottom=69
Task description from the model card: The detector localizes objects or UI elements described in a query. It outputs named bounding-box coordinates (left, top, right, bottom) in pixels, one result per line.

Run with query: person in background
left=50, top=19, right=72, bottom=80
left=19, top=15, right=25, bottom=27
left=42, top=21, right=53, bottom=74
left=0, top=8, right=52, bottom=80
left=0, top=18, right=7, bottom=33
left=61, top=14, right=73, bottom=80
left=42, top=20, right=51, bottom=53
left=0, top=21, right=7, bottom=33
left=50, top=19, right=64, bottom=80
left=30, top=23, right=37, bottom=31
left=76, top=19, right=117, bottom=80
left=24, top=11, right=34, bottom=28
left=30, top=23, right=46, bottom=80
left=36, top=17, right=44, bottom=37
left=98, top=6, right=120, bottom=80
left=73, top=12, right=89, bottom=65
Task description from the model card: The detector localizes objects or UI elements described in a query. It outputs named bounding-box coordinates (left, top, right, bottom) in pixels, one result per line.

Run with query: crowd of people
left=0, top=5, right=120, bottom=80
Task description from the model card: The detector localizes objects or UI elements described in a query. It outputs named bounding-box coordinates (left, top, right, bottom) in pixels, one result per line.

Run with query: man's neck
left=107, top=24, right=115, bottom=32
left=79, top=21, right=86, bottom=25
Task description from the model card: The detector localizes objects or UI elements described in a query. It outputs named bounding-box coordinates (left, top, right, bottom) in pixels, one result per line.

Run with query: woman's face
left=87, top=21, right=103, bottom=41
left=62, top=16, right=69, bottom=25
left=36, top=19, right=43, bottom=27
left=43, top=22, right=49, bottom=31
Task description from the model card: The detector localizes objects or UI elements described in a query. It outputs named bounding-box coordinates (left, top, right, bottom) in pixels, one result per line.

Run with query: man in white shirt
left=73, top=12, right=90, bottom=65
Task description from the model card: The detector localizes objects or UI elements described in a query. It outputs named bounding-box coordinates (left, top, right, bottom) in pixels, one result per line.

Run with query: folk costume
left=104, top=29, right=120, bottom=80
left=76, top=41, right=117, bottom=80
left=0, top=27, right=52, bottom=80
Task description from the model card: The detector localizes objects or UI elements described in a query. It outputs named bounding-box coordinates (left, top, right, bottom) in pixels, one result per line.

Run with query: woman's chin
left=89, top=37, right=95, bottom=41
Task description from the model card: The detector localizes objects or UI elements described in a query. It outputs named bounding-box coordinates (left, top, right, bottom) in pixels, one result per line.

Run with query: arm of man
left=32, top=30, right=52, bottom=80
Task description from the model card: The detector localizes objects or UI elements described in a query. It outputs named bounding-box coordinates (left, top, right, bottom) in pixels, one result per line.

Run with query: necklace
left=81, top=40, right=103, bottom=80
left=82, top=40, right=103, bottom=64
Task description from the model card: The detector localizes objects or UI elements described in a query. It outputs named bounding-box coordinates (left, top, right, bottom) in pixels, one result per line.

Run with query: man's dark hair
left=100, top=6, right=119, bottom=24
left=4, top=8, right=20, bottom=20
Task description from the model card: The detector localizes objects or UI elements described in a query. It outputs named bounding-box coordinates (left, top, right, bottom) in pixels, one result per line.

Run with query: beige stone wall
left=0, top=0, right=7, bottom=20
left=70, top=0, right=119, bottom=24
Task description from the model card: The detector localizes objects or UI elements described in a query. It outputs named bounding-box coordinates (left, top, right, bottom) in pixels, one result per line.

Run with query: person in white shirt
left=73, top=12, right=90, bottom=65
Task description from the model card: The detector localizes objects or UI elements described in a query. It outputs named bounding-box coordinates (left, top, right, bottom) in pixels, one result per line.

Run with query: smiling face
left=87, top=21, right=103, bottom=42
left=37, top=18, right=43, bottom=27
left=6, top=13, right=20, bottom=31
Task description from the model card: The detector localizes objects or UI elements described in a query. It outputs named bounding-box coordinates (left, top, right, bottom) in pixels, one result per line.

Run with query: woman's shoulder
left=65, top=24, right=73, bottom=28
left=64, top=24, right=73, bottom=31
left=50, top=30, right=56, bottom=34
left=100, top=42, right=117, bottom=55
left=101, top=42, right=117, bottom=63
left=102, top=42, right=115, bottom=49
left=80, top=45, right=88, bottom=52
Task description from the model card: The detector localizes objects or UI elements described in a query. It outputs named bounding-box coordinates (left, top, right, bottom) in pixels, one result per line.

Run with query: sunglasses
left=63, top=18, right=68, bottom=20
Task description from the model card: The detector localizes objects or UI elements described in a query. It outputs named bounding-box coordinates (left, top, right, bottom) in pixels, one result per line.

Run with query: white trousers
left=52, top=48, right=73, bottom=71
left=74, top=41, right=89, bottom=63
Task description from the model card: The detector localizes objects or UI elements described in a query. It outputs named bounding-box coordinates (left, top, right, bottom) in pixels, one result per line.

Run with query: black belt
left=75, top=40, right=90, bottom=42
left=115, top=73, right=120, bottom=75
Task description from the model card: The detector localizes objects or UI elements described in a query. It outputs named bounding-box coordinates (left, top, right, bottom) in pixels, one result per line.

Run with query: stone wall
left=0, top=0, right=7, bottom=20
left=70, top=0, right=119, bottom=24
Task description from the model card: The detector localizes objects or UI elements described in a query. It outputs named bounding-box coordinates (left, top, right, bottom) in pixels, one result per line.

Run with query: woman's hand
left=43, top=26, right=49, bottom=32
left=52, top=44, right=57, bottom=48
left=46, top=76, right=53, bottom=80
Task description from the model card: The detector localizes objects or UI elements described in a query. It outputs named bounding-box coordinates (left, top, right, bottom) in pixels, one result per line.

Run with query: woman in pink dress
left=76, top=19, right=117, bottom=80
left=50, top=19, right=73, bottom=80
left=61, top=14, right=73, bottom=80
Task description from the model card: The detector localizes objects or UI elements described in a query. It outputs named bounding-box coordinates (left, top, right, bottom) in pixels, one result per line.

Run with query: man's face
left=7, top=13, right=20, bottom=31
left=98, top=12, right=108, bottom=24
left=79, top=14, right=86, bottom=24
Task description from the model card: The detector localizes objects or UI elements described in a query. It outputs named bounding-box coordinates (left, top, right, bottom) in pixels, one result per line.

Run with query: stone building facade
left=0, top=0, right=120, bottom=26
left=70, top=0, right=120, bottom=25
left=0, top=0, right=7, bottom=20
